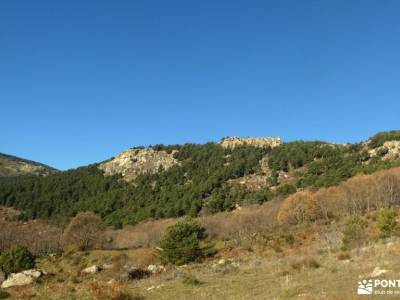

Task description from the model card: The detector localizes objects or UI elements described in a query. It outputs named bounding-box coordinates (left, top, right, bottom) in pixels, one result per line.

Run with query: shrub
left=127, top=268, right=150, bottom=280
left=88, top=281, right=139, bottom=300
left=0, top=245, right=35, bottom=275
left=158, top=218, right=213, bottom=265
left=369, top=131, right=400, bottom=148
left=342, top=215, right=368, bottom=249
left=290, top=257, right=320, bottom=270
left=337, top=251, right=351, bottom=260
left=377, top=147, right=389, bottom=157
left=0, top=291, right=10, bottom=299
left=277, top=191, right=321, bottom=225
left=377, top=208, right=398, bottom=238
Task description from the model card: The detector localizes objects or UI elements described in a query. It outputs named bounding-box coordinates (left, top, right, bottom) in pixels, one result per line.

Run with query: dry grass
left=290, top=256, right=320, bottom=271
left=103, top=199, right=281, bottom=251
left=105, top=219, right=177, bottom=249
left=6, top=224, right=400, bottom=299
left=337, top=251, right=351, bottom=260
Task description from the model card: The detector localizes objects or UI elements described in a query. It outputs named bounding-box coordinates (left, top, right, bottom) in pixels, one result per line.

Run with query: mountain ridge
left=1, top=130, right=400, bottom=227
left=0, top=152, right=58, bottom=178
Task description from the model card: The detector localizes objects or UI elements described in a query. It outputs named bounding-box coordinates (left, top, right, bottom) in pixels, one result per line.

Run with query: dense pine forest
left=1, top=131, right=400, bottom=228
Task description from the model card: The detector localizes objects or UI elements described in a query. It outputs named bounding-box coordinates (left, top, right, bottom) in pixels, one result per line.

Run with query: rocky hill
left=99, top=148, right=179, bottom=182
left=2, top=131, right=400, bottom=227
left=220, top=136, right=282, bottom=149
left=98, top=137, right=282, bottom=183
left=0, top=153, right=57, bottom=178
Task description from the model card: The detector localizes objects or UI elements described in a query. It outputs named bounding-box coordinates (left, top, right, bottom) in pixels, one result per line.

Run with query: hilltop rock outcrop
left=220, top=137, right=282, bottom=149
left=99, top=148, right=178, bottom=182
left=368, top=141, right=400, bottom=160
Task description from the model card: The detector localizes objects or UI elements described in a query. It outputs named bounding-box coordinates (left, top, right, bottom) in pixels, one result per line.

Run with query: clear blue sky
left=1, top=1, right=400, bottom=170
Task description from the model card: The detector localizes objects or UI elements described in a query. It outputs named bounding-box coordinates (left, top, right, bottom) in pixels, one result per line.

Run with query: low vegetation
left=377, top=207, right=398, bottom=238
left=0, top=245, right=35, bottom=275
left=2, top=131, right=400, bottom=298
left=368, top=130, right=400, bottom=148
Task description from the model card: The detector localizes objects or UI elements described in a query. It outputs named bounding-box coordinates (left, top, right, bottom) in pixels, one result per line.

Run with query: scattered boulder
left=370, top=267, right=389, bottom=277
left=217, top=259, right=226, bottom=266
left=102, top=263, right=114, bottom=270
left=2, top=273, right=33, bottom=288
left=0, top=269, right=44, bottom=289
left=211, top=259, right=240, bottom=273
left=146, top=284, right=164, bottom=291
left=81, top=265, right=101, bottom=275
left=23, top=269, right=43, bottom=278
left=147, top=264, right=166, bottom=274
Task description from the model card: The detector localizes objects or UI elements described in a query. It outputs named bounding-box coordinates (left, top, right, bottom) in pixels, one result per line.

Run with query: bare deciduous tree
left=62, top=211, right=105, bottom=251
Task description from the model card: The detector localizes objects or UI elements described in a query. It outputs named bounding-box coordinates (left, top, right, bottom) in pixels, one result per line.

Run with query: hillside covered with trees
left=1, top=131, right=400, bottom=228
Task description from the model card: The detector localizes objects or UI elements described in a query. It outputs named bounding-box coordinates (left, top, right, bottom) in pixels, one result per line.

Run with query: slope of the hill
left=0, top=153, right=58, bottom=178
left=1, top=131, right=400, bottom=227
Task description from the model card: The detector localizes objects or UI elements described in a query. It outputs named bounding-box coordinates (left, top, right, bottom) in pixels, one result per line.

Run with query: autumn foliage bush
left=277, top=191, right=322, bottom=225
left=277, top=168, right=400, bottom=226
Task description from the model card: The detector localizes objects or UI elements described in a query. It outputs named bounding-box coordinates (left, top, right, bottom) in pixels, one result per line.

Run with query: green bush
left=377, top=208, right=398, bottom=238
left=369, top=131, right=400, bottom=148
left=0, top=246, right=35, bottom=275
left=342, top=215, right=368, bottom=249
left=0, top=290, right=10, bottom=299
left=377, top=147, right=389, bottom=157
left=158, top=218, right=213, bottom=265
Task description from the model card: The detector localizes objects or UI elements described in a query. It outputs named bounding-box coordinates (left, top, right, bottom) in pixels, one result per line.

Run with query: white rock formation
left=99, top=148, right=178, bottom=182
left=1, top=269, right=44, bottom=288
left=220, top=137, right=282, bottom=149
left=81, top=265, right=101, bottom=274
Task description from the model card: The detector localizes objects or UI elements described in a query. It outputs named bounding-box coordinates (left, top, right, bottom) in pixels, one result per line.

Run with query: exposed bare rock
left=1, top=273, right=34, bottom=288
left=1, top=269, right=44, bottom=289
left=147, top=264, right=166, bottom=274
left=22, top=269, right=43, bottom=278
left=99, top=148, right=179, bottom=182
left=370, top=266, right=389, bottom=277
left=220, top=137, right=282, bottom=149
left=368, top=141, right=400, bottom=160
left=81, top=265, right=101, bottom=274
left=260, top=156, right=272, bottom=176
left=228, top=174, right=269, bottom=190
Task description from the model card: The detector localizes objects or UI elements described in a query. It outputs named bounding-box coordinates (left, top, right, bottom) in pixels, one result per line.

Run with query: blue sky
left=1, top=1, right=400, bottom=170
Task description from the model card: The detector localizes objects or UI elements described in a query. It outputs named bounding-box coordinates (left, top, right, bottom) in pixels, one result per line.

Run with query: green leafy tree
left=342, top=215, right=367, bottom=249
left=0, top=245, right=35, bottom=275
left=377, top=208, right=398, bottom=238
